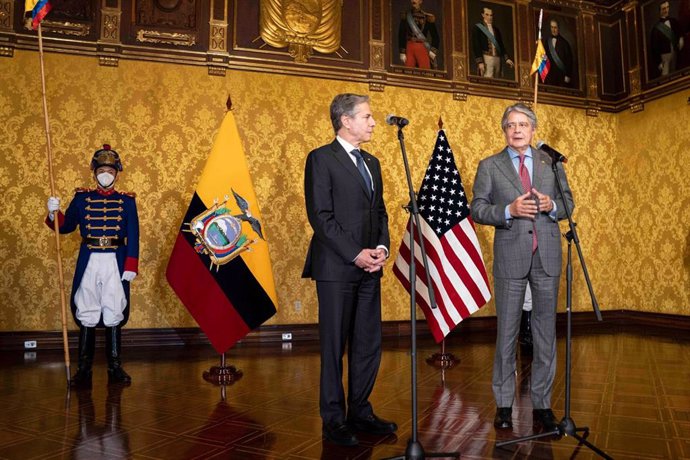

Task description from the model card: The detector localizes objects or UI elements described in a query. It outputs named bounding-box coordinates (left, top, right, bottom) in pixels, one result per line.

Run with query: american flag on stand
left=393, top=129, right=491, bottom=343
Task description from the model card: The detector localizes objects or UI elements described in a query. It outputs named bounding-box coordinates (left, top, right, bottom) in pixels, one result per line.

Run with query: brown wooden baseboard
left=1, top=310, right=688, bottom=351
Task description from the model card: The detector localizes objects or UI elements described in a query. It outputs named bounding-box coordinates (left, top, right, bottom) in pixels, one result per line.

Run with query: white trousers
left=75, top=253, right=126, bottom=327
left=482, top=54, right=501, bottom=78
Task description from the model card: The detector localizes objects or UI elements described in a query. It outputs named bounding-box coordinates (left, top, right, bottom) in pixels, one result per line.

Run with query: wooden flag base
left=203, top=353, right=243, bottom=385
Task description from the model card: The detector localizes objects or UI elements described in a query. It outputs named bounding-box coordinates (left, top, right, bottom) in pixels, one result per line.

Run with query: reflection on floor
left=0, top=329, right=689, bottom=459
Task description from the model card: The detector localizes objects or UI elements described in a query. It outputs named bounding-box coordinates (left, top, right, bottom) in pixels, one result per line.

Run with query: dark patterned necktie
left=519, top=155, right=538, bottom=253
left=351, top=149, right=372, bottom=198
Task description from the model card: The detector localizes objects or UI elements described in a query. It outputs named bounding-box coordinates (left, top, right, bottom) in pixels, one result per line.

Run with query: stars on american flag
left=417, top=132, right=470, bottom=235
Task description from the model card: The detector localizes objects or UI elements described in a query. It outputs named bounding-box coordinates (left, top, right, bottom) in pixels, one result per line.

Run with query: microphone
left=536, top=141, right=568, bottom=164
left=385, top=114, right=409, bottom=127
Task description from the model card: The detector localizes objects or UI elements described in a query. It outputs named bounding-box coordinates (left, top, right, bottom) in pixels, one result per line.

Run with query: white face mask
left=97, top=172, right=115, bottom=188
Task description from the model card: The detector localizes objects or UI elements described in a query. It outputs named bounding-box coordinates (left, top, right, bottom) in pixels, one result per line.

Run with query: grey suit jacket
left=470, top=147, right=574, bottom=278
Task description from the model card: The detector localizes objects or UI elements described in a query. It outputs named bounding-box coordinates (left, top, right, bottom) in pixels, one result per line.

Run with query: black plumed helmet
left=90, top=144, right=123, bottom=171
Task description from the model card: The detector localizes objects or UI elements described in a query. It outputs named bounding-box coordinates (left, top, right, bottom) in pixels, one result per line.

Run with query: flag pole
left=37, top=21, right=72, bottom=386
left=424, top=118, right=459, bottom=372
left=534, top=9, right=544, bottom=108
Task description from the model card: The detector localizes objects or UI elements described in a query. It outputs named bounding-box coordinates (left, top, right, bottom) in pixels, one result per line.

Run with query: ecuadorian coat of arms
left=185, top=190, right=265, bottom=270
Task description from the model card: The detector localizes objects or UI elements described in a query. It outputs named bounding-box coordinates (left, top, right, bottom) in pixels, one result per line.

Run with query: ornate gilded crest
left=185, top=190, right=265, bottom=270
left=259, top=0, right=342, bottom=63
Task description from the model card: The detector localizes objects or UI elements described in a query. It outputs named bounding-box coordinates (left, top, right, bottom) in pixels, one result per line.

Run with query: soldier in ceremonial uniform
left=46, top=144, right=139, bottom=387
left=398, top=0, right=440, bottom=69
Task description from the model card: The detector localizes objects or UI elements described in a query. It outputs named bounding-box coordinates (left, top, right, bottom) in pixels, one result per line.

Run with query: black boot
left=71, top=326, right=95, bottom=388
left=519, top=310, right=533, bottom=354
left=105, top=326, right=131, bottom=385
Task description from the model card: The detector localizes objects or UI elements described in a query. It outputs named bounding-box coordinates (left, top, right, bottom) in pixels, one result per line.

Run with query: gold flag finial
left=226, top=96, right=233, bottom=111
left=438, top=116, right=444, bottom=130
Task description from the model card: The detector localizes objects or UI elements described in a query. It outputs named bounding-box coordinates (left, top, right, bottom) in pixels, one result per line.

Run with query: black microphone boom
left=385, top=114, right=409, bottom=127
left=537, top=141, right=568, bottom=163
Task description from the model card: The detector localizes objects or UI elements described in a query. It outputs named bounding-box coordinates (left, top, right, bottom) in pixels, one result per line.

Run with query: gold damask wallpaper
left=0, top=51, right=689, bottom=332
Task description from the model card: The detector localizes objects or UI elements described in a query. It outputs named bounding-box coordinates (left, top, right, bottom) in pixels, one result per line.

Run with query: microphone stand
left=383, top=124, right=459, bottom=460
left=495, top=157, right=612, bottom=459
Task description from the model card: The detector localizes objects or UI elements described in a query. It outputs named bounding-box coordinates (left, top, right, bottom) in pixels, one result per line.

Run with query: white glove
left=429, top=51, right=436, bottom=60
left=399, top=53, right=407, bottom=64
left=121, top=271, right=137, bottom=282
left=47, top=197, right=60, bottom=220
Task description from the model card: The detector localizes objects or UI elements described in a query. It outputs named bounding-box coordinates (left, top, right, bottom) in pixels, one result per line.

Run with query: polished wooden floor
left=1, top=328, right=689, bottom=459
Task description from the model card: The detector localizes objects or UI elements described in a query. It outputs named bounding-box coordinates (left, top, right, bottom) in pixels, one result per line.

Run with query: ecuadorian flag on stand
left=531, top=40, right=550, bottom=83
left=166, top=108, right=277, bottom=354
left=25, top=0, right=52, bottom=30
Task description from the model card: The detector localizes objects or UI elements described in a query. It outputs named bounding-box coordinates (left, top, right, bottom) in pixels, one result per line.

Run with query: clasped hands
left=354, top=248, right=387, bottom=273
left=509, top=188, right=553, bottom=219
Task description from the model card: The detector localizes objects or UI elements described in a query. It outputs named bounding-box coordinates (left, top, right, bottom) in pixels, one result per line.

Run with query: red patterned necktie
left=519, top=155, right=538, bottom=253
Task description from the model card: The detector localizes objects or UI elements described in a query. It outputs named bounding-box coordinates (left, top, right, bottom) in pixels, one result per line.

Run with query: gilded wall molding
left=519, top=67, right=531, bottom=89
left=100, top=1, right=122, bottom=44
left=451, top=52, right=466, bottom=81
left=209, top=21, right=227, bottom=53
left=453, top=91, right=467, bottom=101
left=99, top=56, right=119, bottom=67
left=208, top=65, right=226, bottom=76
left=136, top=29, right=197, bottom=46
left=259, top=0, right=342, bottom=64
left=0, top=1, right=12, bottom=32
left=369, top=81, right=385, bottom=92
left=629, top=67, right=641, bottom=95
left=629, top=101, right=644, bottom=112
left=208, top=0, right=228, bottom=53
left=42, top=20, right=91, bottom=37
left=369, top=40, right=384, bottom=71
left=587, top=73, right=599, bottom=99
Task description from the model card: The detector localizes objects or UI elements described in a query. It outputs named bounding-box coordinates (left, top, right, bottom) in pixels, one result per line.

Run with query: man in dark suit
left=471, top=6, right=514, bottom=78
left=543, top=19, right=574, bottom=87
left=650, top=0, right=685, bottom=78
left=471, top=103, right=575, bottom=432
left=303, top=93, right=397, bottom=447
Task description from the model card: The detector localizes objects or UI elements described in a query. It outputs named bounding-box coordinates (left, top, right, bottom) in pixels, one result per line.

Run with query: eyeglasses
left=505, top=121, right=532, bottom=130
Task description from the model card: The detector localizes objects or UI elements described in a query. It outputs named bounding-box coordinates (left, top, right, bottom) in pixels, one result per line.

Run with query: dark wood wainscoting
left=2, top=310, right=689, bottom=351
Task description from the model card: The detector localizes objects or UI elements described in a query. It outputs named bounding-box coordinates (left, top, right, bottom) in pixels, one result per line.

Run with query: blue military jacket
left=46, top=188, right=139, bottom=327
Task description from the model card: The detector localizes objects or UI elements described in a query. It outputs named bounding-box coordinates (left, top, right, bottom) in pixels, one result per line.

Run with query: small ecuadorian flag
left=531, top=40, right=551, bottom=83
left=166, top=107, right=277, bottom=354
left=25, top=0, right=52, bottom=30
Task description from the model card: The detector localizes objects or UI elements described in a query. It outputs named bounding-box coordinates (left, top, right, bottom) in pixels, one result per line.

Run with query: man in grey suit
left=303, top=93, right=397, bottom=447
left=471, top=103, right=575, bottom=431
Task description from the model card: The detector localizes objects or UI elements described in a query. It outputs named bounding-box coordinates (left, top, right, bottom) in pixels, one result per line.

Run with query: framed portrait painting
left=534, top=10, right=580, bottom=89
left=391, top=0, right=445, bottom=73
left=642, top=0, right=690, bottom=81
left=467, top=0, right=516, bottom=82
